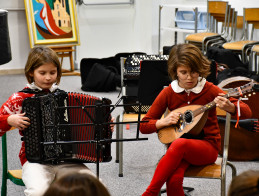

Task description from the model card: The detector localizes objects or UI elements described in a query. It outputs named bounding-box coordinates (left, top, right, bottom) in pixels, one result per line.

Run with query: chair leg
left=184, top=186, right=194, bottom=192
left=221, top=164, right=226, bottom=196
left=2, top=134, right=7, bottom=196
left=184, top=186, right=194, bottom=196
left=184, top=191, right=192, bottom=196
left=227, top=161, right=237, bottom=178
left=115, top=115, right=120, bottom=163
left=118, top=113, right=124, bottom=177
left=251, top=51, right=257, bottom=73
left=115, top=112, right=124, bottom=177
left=221, top=175, right=226, bottom=196
left=1, top=178, right=7, bottom=196
left=255, top=53, right=258, bottom=74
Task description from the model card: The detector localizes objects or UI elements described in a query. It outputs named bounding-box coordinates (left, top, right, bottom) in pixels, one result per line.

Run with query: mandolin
left=157, top=81, right=255, bottom=144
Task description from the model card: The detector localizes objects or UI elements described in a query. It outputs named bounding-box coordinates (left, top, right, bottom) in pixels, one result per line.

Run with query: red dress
left=140, top=81, right=252, bottom=151
left=140, top=81, right=252, bottom=196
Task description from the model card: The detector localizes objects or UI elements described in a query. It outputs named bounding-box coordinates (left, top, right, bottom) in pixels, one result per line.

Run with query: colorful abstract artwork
left=24, top=0, right=80, bottom=47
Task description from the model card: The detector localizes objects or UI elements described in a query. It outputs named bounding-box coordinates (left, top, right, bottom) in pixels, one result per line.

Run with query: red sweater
left=140, top=82, right=252, bottom=151
left=0, top=88, right=44, bottom=166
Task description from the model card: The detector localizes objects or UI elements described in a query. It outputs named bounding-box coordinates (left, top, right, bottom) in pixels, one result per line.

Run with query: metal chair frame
left=184, top=111, right=236, bottom=196
left=249, top=44, right=259, bottom=73
left=1, top=132, right=25, bottom=196
left=159, top=107, right=236, bottom=196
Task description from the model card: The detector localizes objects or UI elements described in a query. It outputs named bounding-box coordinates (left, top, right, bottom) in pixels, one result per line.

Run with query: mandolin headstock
left=227, top=81, right=257, bottom=98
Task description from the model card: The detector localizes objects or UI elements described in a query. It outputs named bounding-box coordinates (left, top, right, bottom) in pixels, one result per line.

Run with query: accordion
left=123, top=54, right=169, bottom=113
left=123, top=54, right=169, bottom=80
left=22, top=90, right=112, bottom=164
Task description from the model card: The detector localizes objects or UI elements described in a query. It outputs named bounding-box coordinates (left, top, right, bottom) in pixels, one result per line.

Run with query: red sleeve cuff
left=0, top=115, right=12, bottom=134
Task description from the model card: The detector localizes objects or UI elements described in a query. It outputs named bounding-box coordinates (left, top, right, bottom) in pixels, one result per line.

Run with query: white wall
left=0, top=0, right=154, bottom=71
left=0, top=0, right=258, bottom=71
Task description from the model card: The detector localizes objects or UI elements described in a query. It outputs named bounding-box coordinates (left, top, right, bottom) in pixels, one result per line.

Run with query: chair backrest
left=233, top=15, right=244, bottom=41
left=243, top=8, right=259, bottom=40
left=208, top=1, right=228, bottom=20
left=208, top=1, right=229, bottom=33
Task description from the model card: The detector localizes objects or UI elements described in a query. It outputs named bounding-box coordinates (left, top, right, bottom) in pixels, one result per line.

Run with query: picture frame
left=83, top=0, right=134, bottom=5
left=24, top=0, right=80, bottom=47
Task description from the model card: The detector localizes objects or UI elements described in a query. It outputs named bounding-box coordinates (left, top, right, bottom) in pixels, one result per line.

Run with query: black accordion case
left=22, top=90, right=112, bottom=164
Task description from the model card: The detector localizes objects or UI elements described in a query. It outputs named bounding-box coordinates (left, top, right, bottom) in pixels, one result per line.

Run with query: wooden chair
left=159, top=107, right=236, bottom=196
left=222, top=8, right=259, bottom=64
left=1, top=130, right=25, bottom=196
left=184, top=109, right=236, bottom=196
left=185, top=1, right=230, bottom=54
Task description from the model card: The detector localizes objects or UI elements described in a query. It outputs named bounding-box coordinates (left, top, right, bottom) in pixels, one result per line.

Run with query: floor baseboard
left=0, top=69, right=24, bottom=75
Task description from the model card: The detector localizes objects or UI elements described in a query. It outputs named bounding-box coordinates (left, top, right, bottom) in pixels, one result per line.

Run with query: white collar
left=171, top=77, right=206, bottom=94
left=27, top=82, right=59, bottom=92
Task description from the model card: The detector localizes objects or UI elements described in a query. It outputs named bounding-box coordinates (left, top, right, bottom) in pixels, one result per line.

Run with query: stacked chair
left=185, top=1, right=230, bottom=54
left=222, top=8, right=259, bottom=64
left=206, top=7, right=237, bottom=49
left=249, top=44, right=259, bottom=73
left=186, top=1, right=259, bottom=73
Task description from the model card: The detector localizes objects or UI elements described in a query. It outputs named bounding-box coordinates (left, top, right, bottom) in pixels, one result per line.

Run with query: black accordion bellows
left=22, top=90, right=112, bottom=163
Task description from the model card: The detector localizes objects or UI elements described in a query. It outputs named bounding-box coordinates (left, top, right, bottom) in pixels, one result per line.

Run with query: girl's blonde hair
left=24, top=46, right=62, bottom=84
left=167, top=44, right=211, bottom=80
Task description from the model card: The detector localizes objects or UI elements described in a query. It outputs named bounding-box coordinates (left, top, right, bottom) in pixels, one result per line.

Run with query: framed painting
left=82, top=0, right=134, bottom=5
left=24, top=0, right=80, bottom=47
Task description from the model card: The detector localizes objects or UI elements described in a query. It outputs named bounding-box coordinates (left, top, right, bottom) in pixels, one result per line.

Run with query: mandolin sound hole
left=184, top=111, right=193, bottom=124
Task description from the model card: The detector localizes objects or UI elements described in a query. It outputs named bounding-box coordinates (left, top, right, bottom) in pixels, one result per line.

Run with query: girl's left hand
left=214, top=93, right=235, bottom=113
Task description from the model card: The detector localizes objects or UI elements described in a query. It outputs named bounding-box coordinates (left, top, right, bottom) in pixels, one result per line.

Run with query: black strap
left=19, top=88, right=62, bottom=95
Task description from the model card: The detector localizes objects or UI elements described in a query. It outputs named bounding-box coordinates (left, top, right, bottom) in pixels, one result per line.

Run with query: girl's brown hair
left=167, top=44, right=211, bottom=80
left=24, top=46, right=62, bottom=84
left=43, top=172, right=111, bottom=196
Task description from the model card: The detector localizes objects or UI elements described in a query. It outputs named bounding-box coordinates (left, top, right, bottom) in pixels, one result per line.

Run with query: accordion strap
left=19, top=88, right=64, bottom=95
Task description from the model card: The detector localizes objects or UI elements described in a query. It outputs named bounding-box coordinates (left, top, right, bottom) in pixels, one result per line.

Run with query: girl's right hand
left=156, top=111, right=181, bottom=130
left=7, top=113, right=30, bottom=130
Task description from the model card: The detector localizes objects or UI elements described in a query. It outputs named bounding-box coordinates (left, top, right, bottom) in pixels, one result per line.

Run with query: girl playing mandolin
left=140, top=44, right=252, bottom=196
